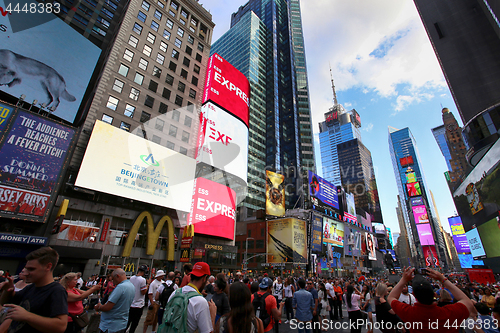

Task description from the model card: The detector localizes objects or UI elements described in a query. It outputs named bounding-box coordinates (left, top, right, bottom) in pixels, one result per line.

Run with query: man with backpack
left=143, top=270, right=166, bottom=333
left=251, top=277, right=286, bottom=333
left=158, top=262, right=216, bottom=333
left=156, top=272, right=178, bottom=326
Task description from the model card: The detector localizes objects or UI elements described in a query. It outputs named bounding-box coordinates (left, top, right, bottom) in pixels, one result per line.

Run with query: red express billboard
left=203, top=54, right=250, bottom=127
left=188, top=177, right=236, bottom=240
left=0, top=110, right=75, bottom=222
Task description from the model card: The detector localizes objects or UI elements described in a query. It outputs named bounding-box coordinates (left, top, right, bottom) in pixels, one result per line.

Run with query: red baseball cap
left=191, top=262, right=210, bottom=277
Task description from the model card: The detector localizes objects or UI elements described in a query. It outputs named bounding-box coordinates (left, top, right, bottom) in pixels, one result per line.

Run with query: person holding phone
left=211, top=279, right=230, bottom=324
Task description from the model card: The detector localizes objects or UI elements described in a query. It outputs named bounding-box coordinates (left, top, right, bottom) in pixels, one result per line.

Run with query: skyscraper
left=210, top=0, right=315, bottom=219
left=388, top=127, right=447, bottom=268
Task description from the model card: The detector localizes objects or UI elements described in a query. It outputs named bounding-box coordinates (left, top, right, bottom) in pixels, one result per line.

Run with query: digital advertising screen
left=406, top=182, right=422, bottom=197
left=477, top=217, right=500, bottom=258
left=422, top=245, right=440, bottom=267
left=406, top=171, right=417, bottom=184
left=308, top=171, right=339, bottom=214
left=466, top=228, right=487, bottom=259
left=267, top=218, right=307, bottom=264
left=75, top=120, right=196, bottom=212
left=344, top=192, right=357, bottom=222
left=366, top=233, right=376, bottom=261
left=448, top=216, right=470, bottom=254
left=0, top=102, right=15, bottom=133
left=203, top=53, right=250, bottom=127
left=458, top=254, right=484, bottom=269
left=410, top=196, right=424, bottom=207
left=400, top=156, right=414, bottom=167
left=265, top=170, right=285, bottom=217
left=188, top=177, right=236, bottom=240
left=0, top=110, right=75, bottom=222
left=412, top=205, right=429, bottom=224
left=416, top=223, right=435, bottom=246
left=373, top=223, right=386, bottom=234
left=311, top=214, right=323, bottom=253
left=323, top=217, right=344, bottom=248
left=0, top=0, right=101, bottom=123
left=453, top=140, right=500, bottom=231
left=196, top=102, right=249, bottom=184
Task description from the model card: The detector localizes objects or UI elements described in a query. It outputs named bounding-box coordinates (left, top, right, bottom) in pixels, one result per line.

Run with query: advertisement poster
left=412, top=205, right=429, bottom=224
left=410, top=196, right=424, bottom=207
left=0, top=0, right=101, bottom=123
left=57, top=221, right=99, bottom=242
left=448, top=216, right=470, bottom=254
left=188, top=177, right=236, bottom=240
left=311, top=214, right=323, bottom=253
left=458, top=254, right=484, bottom=269
left=465, top=228, right=486, bottom=259
left=373, top=223, right=386, bottom=234
left=416, top=223, right=435, bottom=246
left=400, top=156, right=414, bottom=167
left=477, top=217, right=500, bottom=258
left=0, top=102, right=15, bottom=133
left=406, top=171, right=417, bottom=184
left=308, top=171, right=339, bottom=214
left=422, top=245, right=440, bottom=267
left=344, top=192, right=357, bottom=222
left=265, top=170, right=285, bottom=217
left=203, top=53, right=250, bottom=127
left=465, top=268, right=495, bottom=285
left=196, top=102, right=249, bottom=183
left=267, top=218, right=307, bottom=264
left=323, top=217, right=344, bottom=247
left=366, top=233, right=376, bottom=260
left=453, top=140, right=500, bottom=231
left=406, top=182, right=422, bottom=197
left=75, top=120, right=196, bottom=212
left=0, top=110, right=75, bottom=221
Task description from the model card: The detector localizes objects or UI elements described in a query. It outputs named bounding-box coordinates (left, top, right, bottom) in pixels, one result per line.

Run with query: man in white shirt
left=398, top=284, right=416, bottom=305
left=167, top=262, right=216, bottom=333
left=155, top=272, right=178, bottom=326
left=126, top=265, right=149, bottom=333
left=325, top=278, right=336, bottom=320
left=76, top=272, right=84, bottom=289
left=143, top=270, right=165, bottom=333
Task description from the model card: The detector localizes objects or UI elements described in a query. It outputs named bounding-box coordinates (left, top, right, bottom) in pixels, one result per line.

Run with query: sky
left=206, top=0, right=460, bottom=235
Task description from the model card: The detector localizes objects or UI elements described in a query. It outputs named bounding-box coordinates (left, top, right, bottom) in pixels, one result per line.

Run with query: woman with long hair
left=173, top=276, right=181, bottom=288
left=437, top=289, right=453, bottom=307
left=361, top=285, right=374, bottom=333
left=60, top=272, right=101, bottom=333
left=318, top=283, right=329, bottom=332
left=343, top=284, right=364, bottom=333
left=215, top=281, right=264, bottom=333
left=374, top=283, right=402, bottom=333
left=283, top=277, right=295, bottom=323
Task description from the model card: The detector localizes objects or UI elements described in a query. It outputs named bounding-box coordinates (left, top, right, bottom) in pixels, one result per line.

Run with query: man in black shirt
left=0, top=246, right=68, bottom=333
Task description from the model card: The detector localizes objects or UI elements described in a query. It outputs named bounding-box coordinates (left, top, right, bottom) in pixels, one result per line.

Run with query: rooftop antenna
left=329, top=63, right=338, bottom=106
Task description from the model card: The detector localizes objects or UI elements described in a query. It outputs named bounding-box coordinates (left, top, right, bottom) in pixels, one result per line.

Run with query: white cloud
left=391, top=90, right=435, bottom=115
left=344, top=102, right=352, bottom=108
left=362, top=123, right=374, bottom=132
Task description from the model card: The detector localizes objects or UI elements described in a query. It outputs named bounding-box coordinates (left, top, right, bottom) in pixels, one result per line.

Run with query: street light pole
left=244, top=237, right=254, bottom=273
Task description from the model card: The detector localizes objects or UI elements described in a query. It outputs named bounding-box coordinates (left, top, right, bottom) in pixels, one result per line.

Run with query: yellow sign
left=121, top=211, right=175, bottom=261
left=124, top=262, right=135, bottom=272
left=180, top=249, right=191, bottom=262
left=266, top=171, right=285, bottom=216
left=267, top=218, right=307, bottom=264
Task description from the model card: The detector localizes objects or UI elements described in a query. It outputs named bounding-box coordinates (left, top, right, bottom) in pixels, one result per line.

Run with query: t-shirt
left=167, top=286, right=212, bottom=333
left=130, top=275, right=147, bottom=308
left=398, top=293, right=416, bottom=305
left=273, top=283, right=283, bottom=300
left=212, top=292, right=230, bottom=316
left=180, top=274, right=191, bottom=288
left=325, top=283, right=334, bottom=299
left=251, top=291, right=277, bottom=332
left=344, top=293, right=361, bottom=312
left=10, top=282, right=68, bottom=333
left=391, top=299, right=470, bottom=333
left=100, top=279, right=135, bottom=333
left=76, top=278, right=84, bottom=289
left=148, top=279, right=163, bottom=306
left=156, top=280, right=179, bottom=304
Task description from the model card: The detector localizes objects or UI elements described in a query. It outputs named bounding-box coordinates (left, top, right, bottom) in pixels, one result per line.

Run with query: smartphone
left=206, top=294, right=213, bottom=302
left=419, top=268, right=428, bottom=275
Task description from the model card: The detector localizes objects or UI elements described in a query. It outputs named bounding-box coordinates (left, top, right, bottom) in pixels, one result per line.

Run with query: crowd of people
left=1, top=248, right=500, bottom=333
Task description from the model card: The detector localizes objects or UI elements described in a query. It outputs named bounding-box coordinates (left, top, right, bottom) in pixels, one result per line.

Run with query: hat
left=191, top=262, right=210, bottom=277
left=259, top=277, right=273, bottom=289
left=155, top=270, right=166, bottom=278
left=412, top=275, right=434, bottom=305
left=138, top=265, right=148, bottom=272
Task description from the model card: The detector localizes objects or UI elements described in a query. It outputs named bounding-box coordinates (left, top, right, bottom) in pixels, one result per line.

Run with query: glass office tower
left=211, top=0, right=315, bottom=219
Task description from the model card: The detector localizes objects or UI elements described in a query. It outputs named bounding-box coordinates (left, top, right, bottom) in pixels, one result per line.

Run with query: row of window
left=141, top=0, right=199, bottom=36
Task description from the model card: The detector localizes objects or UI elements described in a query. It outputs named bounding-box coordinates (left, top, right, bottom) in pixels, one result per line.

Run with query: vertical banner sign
left=267, top=218, right=307, bottom=264
left=180, top=224, right=194, bottom=263
left=311, top=214, right=323, bottom=253
left=99, top=216, right=112, bottom=242
left=0, top=110, right=75, bottom=222
left=0, top=102, right=15, bottom=134
left=266, top=171, right=285, bottom=217
left=51, top=199, right=69, bottom=234
left=422, top=245, right=440, bottom=267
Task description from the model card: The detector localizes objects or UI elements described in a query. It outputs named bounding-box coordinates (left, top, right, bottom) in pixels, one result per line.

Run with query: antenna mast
left=329, top=63, right=338, bottom=106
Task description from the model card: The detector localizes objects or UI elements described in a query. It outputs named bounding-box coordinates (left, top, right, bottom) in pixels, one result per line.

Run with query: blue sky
left=208, top=0, right=459, bottom=234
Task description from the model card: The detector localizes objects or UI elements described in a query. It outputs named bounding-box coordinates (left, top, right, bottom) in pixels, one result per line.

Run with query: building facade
left=210, top=0, right=315, bottom=219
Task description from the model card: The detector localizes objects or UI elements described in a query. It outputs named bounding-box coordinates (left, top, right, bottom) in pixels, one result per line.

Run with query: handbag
left=70, top=310, right=89, bottom=328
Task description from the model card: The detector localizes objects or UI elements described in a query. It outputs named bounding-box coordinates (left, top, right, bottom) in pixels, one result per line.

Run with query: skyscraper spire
left=329, top=63, right=338, bottom=106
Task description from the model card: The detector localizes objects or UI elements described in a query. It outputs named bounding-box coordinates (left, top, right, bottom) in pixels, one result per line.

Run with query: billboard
left=400, top=156, right=414, bottom=167
left=465, top=268, right=495, bottom=285
left=453, top=140, right=500, bottom=231
left=267, top=218, right=307, bottom=264
left=405, top=171, right=417, bottom=184
left=0, top=1, right=101, bottom=123
left=311, top=214, right=323, bottom=253
left=75, top=120, right=196, bottom=212
left=412, top=205, right=429, bottom=224
left=416, top=223, right=435, bottom=246
left=477, top=217, right=500, bottom=258
left=458, top=254, right=484, bottom=269
left=325, top=110, right=338, bottom=124
left=0, top=110, right=75, bottom=222
left=465, top=228, right=486, bottom=259
left=350, top=110, right=361, bottom=128
left=406, top=182, right=422, bottom=197
left=422, top=245, right=440, bottom=267
left=366, top=233, right=376, bottom=260
left=373, top=223, right=386, bottom=234
left=203, top=53, right=250, bottom=127
left=308, top=171, right=339, bottom=214
left=410, top=196, right=424, bottom=207
left=196, top=102, right=248, bottom=184
left=265, top=170, right=285, bottom=217
left=57, top=221, right=99, bottom=242
left=448, top=216, right=470, bottom=254
left=344, top=192, right=357, bottom=222
left=0, top=102, right=15, bottom=133
left=323, top=217, right=344, bottom=248
left=188, top=177, right=236, bottom=240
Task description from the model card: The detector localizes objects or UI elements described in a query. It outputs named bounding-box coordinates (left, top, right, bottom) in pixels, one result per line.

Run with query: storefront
left=0, top=233, right=48, bottom=275
left=192, top=242, right=238, bottom=274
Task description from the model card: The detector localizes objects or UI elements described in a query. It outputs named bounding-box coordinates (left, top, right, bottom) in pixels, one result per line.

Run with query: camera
left=418, top=268, right=428, bottom=275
